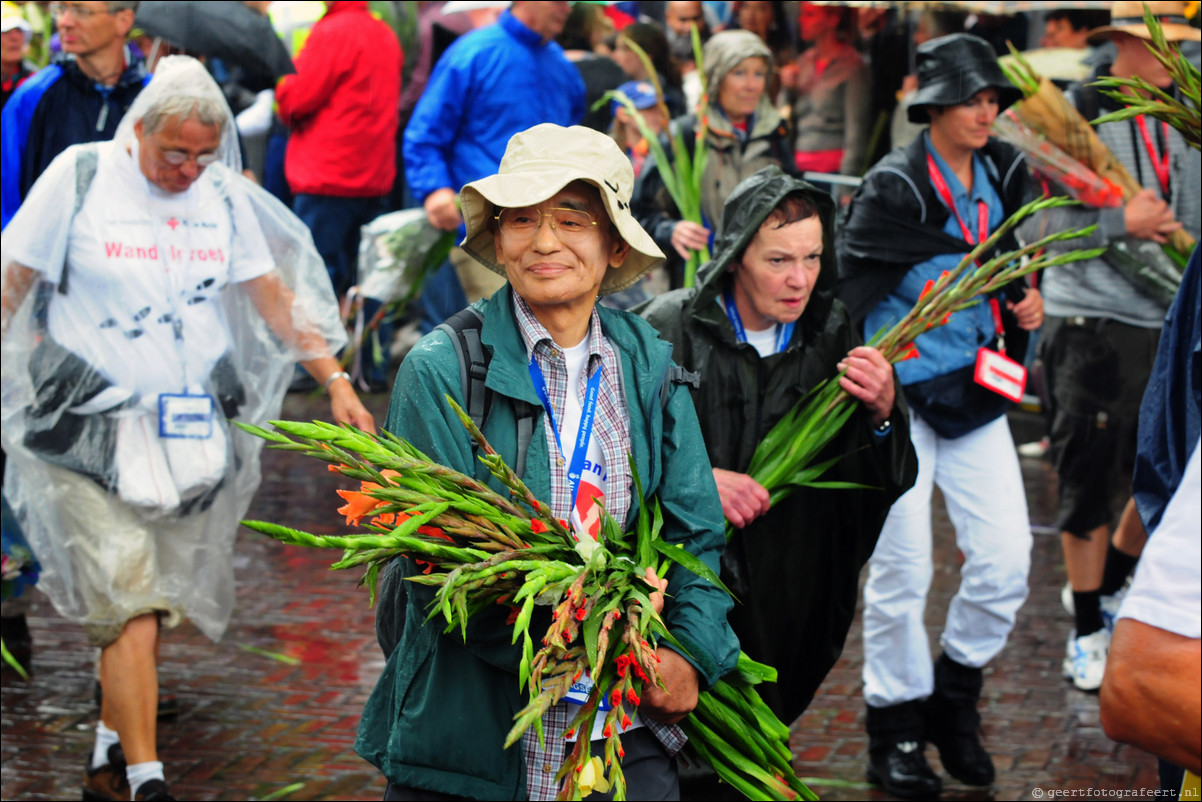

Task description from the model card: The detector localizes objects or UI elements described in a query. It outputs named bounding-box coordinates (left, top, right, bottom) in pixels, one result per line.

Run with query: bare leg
left=98, top=614, right=159, bottom=765
left=1112, top=498, right=1147, bottom=557
left=1062, top=524, right=1108, bottom=592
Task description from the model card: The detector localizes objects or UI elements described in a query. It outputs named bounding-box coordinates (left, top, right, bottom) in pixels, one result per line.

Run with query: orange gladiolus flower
left=335, top=470, right=400, bottom=526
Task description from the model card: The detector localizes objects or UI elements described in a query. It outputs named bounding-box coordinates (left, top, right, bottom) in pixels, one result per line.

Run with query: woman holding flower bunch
left=0, top=57, right=371, bottom=801
left=639, top=166, right=918, bottom=734
left=633, top=29, right=794, bottom=287
left=356, top=123, right=738, bottom=800
left=837, top=33, right=1042, bottom=800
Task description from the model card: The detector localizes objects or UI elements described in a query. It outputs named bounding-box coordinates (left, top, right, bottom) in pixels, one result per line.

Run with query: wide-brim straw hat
left=908, top=33, right=1023, bottom=123
left=460, top=123, right=665, bottom=296
left=1087, top=1, right=1201, bottom=43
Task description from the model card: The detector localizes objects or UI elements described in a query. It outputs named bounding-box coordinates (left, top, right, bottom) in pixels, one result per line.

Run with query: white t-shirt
left=745, top=324, right=781, bottom=358
left=11, top=141, right=273, bottom=402
left=1117, top=437, right=1202, bottom=639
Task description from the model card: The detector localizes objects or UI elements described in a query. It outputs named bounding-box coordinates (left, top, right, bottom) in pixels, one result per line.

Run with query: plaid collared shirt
left=512, top=294, right=630, bottom=529
left=511, top=294, right=687, bottom=800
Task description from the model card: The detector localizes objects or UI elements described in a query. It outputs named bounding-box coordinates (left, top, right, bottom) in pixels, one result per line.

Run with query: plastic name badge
left=973, top=348, right=1026, bottom=403
left=158, top=393, right=214, bottom=439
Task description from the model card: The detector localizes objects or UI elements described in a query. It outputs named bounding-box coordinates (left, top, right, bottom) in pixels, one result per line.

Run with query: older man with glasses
left=357, top=123, right=739, bottom=801
left=1, top=1, right=146, bottom=230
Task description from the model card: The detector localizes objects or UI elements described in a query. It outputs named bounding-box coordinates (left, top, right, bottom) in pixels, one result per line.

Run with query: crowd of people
left=0, top=2, right=1199, bottom=802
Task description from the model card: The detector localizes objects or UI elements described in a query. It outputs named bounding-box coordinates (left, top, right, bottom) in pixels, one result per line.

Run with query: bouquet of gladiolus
left=999, top=42, right=1194, bottom=265
left=734, top=195, right=1106, bottom=537
left=992, top=112, right=1125, bottom=208
left=237, top=400, right=815, bottom=801
left=599, top=27, right=712, bottom=288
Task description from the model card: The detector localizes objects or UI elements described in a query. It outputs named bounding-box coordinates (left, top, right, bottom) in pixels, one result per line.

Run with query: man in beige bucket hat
left=356, top=123, right=739, bottom=800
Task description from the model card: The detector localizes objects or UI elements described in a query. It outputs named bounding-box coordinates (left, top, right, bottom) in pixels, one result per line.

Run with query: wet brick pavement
left=1, top=393, right=1159, bottom=801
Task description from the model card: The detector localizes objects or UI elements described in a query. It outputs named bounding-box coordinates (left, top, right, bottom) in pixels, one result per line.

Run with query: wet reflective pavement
left=1, top=395, right=1158, bottom=801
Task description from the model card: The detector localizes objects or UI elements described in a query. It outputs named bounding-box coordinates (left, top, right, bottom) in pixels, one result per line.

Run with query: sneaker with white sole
left=1062, top=628, right=1111, bottom=692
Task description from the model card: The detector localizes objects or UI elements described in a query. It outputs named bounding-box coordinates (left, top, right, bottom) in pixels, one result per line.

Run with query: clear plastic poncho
left=0, top=56, right=346, bottom=642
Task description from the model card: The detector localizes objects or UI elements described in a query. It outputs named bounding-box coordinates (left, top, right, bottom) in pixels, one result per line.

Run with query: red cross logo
left=166, top=217, right=180, bottom=231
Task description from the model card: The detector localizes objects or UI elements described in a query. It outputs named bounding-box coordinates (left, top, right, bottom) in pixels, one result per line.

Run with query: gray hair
left=140, top=94, right=227, bottom=135
left=105, top=1, right=140, bottom=12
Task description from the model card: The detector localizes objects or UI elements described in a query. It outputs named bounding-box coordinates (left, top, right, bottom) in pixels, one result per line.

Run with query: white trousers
left=862, top=412, right=1032, bottom=708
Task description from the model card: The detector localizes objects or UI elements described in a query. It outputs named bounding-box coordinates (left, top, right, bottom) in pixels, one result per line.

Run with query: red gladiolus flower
left=574, top=606, right=588, bottom=621
left=564, top=728, right=576, bottom=739
left=611, top=689, right=622, bottom=707
left=602, top=724, right=612, bottom=738
left=626, top=688, right=640, bottom=706
left=531, top=520, right=548, bottom=534
left=621, top=714, right=632, bottom=730
left=618, top=745, right=625, bottom=759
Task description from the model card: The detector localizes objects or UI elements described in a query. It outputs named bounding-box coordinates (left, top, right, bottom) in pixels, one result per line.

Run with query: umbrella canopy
left=135, top=1, right=295, bottom=79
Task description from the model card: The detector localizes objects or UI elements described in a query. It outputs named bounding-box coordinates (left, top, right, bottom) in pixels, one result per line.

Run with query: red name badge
left=973, top=347, right=1027, bottom=402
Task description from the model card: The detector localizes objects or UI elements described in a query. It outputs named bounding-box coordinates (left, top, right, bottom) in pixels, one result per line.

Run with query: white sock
left=125, top=761, right=164, bottom=800
left=91, top=721, right=121, bottom=770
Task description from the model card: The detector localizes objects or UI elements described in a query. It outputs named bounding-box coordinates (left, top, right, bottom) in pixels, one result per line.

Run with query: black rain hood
left=692, top=165, right=840, bottom=345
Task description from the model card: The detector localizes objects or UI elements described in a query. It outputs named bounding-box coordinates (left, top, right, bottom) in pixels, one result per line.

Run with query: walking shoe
left=133, top=779, right=176, bottom=801
left=1062, top=628, right=1110, bottom=692
left=867, top=740, right=942, bottom=799
left=923, top=654, right=995, bottom=787
left=866, top=701, right=942, bottom=799
left=82, top=744, right=128, bottom=802
left=1016, top=436, right=1050, bottom=459
left=1060, top=584, right=1125, bottom=634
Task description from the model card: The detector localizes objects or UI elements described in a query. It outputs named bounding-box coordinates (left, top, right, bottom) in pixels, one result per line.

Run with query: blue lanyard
left=722, top=289, right=794, bottom=355
left=528, top=352, right=604, bottom=515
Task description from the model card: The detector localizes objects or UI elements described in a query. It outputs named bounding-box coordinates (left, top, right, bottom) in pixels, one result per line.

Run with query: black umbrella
left=135, top=1, right=295, bottom=79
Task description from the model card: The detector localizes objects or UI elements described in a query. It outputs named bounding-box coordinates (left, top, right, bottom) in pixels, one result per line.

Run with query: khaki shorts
left=45, top=464, right=183, bottom=647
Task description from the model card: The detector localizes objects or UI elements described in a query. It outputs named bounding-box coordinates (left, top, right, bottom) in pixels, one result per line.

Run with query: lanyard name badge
left=529, top=351, right=611, bottom=712
left=527, top=353, right=603, bottom=539
left=722, top=289, right=794, bottom=354
left=926, top=153, right=1027, bottom=402
left=140, top=154, right=216, bottom=439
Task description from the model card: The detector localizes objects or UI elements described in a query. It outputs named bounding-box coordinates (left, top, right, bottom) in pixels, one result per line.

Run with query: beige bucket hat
left=1087, top=1, right=1201, bottom=43
left=459, top=123, right=665, bottom=296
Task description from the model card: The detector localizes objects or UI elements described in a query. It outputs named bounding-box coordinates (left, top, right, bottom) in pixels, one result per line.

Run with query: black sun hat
left=907, top=33, right=1023, bottom=124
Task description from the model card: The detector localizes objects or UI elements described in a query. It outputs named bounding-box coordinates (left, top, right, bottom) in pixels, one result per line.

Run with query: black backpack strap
left=436, top=307, right=490, bottom=429
left=512, top=400, right=538, bottom=478
left=436, top=306, right=542, bottom=477
left=660, top=364, right=700, bottom=410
